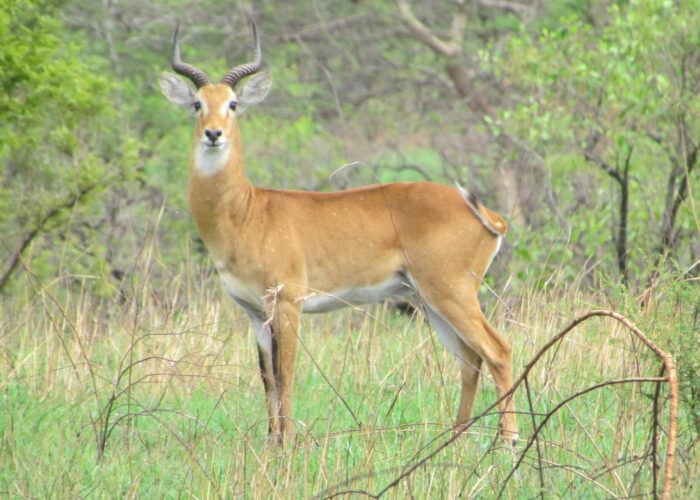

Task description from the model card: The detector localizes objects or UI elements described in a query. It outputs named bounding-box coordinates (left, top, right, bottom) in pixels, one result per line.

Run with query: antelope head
left=159, top=22, right=272, bottom=174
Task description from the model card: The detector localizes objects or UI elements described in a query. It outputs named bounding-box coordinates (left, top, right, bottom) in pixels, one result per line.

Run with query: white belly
left=302, top=273, right=409, bottom=313
left=219, top=271, right=264, bottom=312
left=219, top=268, right=410, bottom=315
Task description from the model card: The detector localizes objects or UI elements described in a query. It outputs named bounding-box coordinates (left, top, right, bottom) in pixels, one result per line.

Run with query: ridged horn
left=170, top=23, right=210, bottom=88
left=221, top=21, right=263, bottom=88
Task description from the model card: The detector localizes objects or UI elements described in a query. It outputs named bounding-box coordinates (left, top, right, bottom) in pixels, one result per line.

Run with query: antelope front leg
left=256, top=343, right=278, bottom=437
left=247, top=313, right=280, bottom=439
left=267, top=297, right=301, bottom=442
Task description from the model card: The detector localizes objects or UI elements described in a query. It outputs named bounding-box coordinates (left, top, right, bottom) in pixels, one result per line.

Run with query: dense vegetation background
left=1, top=0, right=698, bottom=496
left=2, top=0, right=698, bottom=294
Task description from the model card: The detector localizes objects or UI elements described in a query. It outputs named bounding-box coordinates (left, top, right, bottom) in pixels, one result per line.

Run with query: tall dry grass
left=1, top=230, right=696, bottom=498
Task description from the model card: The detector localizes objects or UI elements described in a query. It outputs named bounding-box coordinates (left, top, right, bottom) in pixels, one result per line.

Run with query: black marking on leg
left=256, top=344, right=273, bottom=435
left=271, top=326, right=281, bottom=390
left=257, top=345, right=271, bottom=394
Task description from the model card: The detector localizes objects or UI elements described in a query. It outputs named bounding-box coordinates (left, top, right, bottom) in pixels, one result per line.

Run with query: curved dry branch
left=317, top=309, right=679, bottom=500
left=395, top=0, right=465, bottom=59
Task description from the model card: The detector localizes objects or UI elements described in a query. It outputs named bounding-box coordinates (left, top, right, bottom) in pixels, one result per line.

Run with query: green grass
left=1, top=254, right=698, bottom=498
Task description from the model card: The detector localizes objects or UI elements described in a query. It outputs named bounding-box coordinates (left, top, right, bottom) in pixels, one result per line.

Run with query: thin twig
left=323, top=310, right=680, bottom=499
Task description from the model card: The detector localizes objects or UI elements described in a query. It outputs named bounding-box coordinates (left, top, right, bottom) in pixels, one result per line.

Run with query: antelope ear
left=236, top=72, right=272, bottom=114
left=159, top=72, right=196, bottom=110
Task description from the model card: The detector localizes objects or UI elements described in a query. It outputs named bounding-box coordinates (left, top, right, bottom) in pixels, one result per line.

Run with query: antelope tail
left=455, top=183, right=508, bottom=236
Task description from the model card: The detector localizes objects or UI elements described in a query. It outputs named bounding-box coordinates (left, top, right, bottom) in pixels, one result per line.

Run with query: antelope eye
left=193, top=101, right=202, bottom=111
left=229, top=101, right=237, bottom=111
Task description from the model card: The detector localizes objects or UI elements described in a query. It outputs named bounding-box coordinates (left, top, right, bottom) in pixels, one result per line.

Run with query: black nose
left=205, top=129, right=222, bottom=142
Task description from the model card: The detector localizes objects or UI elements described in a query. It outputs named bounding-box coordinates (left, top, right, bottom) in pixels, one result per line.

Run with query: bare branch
left=0, top=181, right=102, bottom=293
left=646, top=129, right=678, bottom=168
left=583, top=132, right=624, bottom=184
left=478, top=0, right=531, bottom=18
left=281, top=14, right=369, bottom=42
left=396, top=0, right=464, bottom=58
left=583, top=150, right=623, bottom=184
left=367, top=310, right=679, bottom=500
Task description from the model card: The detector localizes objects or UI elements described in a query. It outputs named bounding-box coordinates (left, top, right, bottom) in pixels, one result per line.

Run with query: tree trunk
left=445, top=61, right=493, bottom=116
left=616, top=170, right=630, bottom=286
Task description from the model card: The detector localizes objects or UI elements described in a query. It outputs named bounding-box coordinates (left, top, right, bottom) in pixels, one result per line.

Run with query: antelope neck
left=188, top=143, right=253, bottom=242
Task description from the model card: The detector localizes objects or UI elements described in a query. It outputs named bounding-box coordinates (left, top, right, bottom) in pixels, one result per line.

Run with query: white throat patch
left=195, top=144, right=230, bottom=176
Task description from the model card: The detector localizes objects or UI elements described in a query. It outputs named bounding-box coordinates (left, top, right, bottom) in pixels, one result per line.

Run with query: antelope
left=159, top=22, right=518, bottom=444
